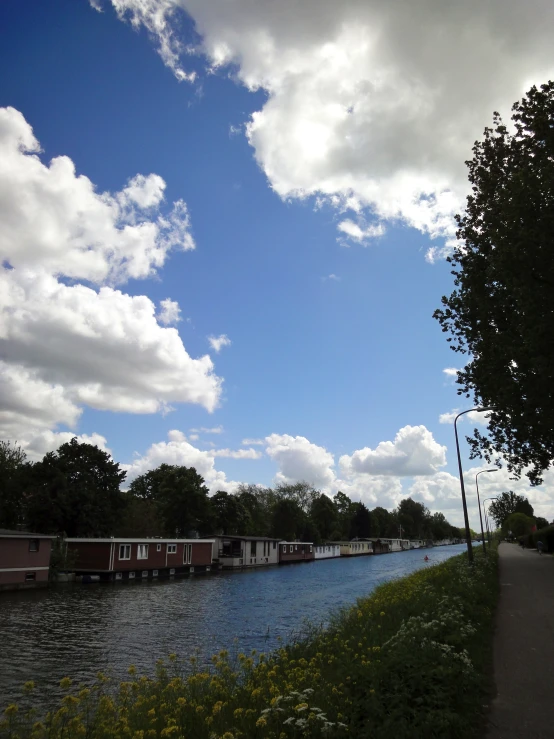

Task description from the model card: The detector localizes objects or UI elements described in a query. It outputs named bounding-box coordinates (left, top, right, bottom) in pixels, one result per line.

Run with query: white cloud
left=0, top=106, right=224, bottom=449
left=95, top=0, right=196, bottom=82
left=439, top=409, right=491, bottom=426
left=124, top=430, right=238, bottom=492
left=242, top=438, right=264, bottom=446
left=98, top=0, right=554, bottom=254
left=340, top=425, right=447, bottom=477
left=337, top=219, right=385, bottom=246
left=0, top=107, right=194, bottom=284
left=0, top=270, right=222, bottom=414
left=322, top=273, right=340, bottom=282
left=213, top=447, right=262, bottom=459
left=190, top=426, right=224, bottom=434
left=443, top=367, right=460, bottom=379
left=208, top=334, right=232, bottom=353
left=265, top=433, right=336, bottom=489
left=157, top=297, right=182, bottom=325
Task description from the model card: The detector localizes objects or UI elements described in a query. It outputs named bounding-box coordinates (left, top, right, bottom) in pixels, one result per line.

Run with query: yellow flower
left=4, top=704, right=18, bottom=717
left=128, top=665, right=137, bottom=676
left=168, top=653, right=177, bottom=662
left=196, top=705, right=204, bottom=714
left=59, top=677, right=72, bottom=690
left=161, top=728, right=180, bottom=737
left=147, top=708, right=156, bottom=718
left=24, top=681, right=35, bottom=692
left=233, top=708, right=243, bottom=718
left=380, top=611, right=385, bottom=617
left=222, top=733, right=235, bottom=739
left=255, top=717, right=267, bottom=728
left=177, top=698, right=186, bottom=707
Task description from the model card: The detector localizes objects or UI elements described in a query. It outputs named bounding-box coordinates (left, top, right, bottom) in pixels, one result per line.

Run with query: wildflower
left=196, top=705, right=204, bottom=713
left=4, top=705, right=18, bottom=717
left=233, top=708, right=243, bottom=718
left=380, top=611, right=386, bottom=617
left=256, top=717, right=267, bottom=728
left=59, top=677, right=72, bottom=690
left=24, top=681, right=35, bottom=692
left=177, top=698, right=186, bottom=707
left=128, top=665, right=137, bottom=676
left=294, top=703, right=309, bottom=712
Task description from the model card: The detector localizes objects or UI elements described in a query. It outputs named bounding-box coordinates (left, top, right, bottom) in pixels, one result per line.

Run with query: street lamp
left=454, top=407, right=494, bottom=563
left=475, top=469, right=498, bottom=555
left=483, top=496, right=499, bottom=545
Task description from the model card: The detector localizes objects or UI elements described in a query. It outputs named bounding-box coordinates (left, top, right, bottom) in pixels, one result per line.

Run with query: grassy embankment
left=1, top=550, right=498, bottom=739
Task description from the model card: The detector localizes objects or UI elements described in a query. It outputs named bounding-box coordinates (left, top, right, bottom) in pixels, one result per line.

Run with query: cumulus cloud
left=97, top=0, right=554, bottom=255
left=0, top=107, right=194, bottom=284
left=337, top=220, right=385, bottom=246
left=0, top=270, right=221, bottom=414
left=208, top=334, right=231, bottom=353
left=442, top=367, right=460, bottom=380
left=242, top=438, right=265, bottom=446
left=340, top=425, right=447, bottom=477
left=92, top=0, right=196, bottom=82
left=439, top=409, right=491, bottom=426
left=123, top=430, right=241, bottom=491
left=157, top=297, right=182, bottom=325
left=0, top=107, right=223, bottom=449
left=265, top=433, right=336, bottom=489
left=213, top=447, right=262, bottom=459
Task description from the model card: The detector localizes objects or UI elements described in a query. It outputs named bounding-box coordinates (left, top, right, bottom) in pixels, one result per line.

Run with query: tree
left=210, top=491, right=250, bottom=535
left=333, top=491, right=355, bottom=539
left=430, top=512, right=452, bottom=541
left=370, top=506, right=392, bottom=538
left=26, top=438, right=126, bottom=536
left=269, top=498, right=305, bottom=541
left=129, top=464, right=212, bottom=537
left=397, top=498, right=431, bottom=539
left=309, top=494, right=338, bottom=540
left=0, top=441, right=29, bottom=529
left=503, top=512, right=535, bottom=538
left=349, top=502, right=371, bottom=539
left=115, top=494, right=164, bottom=538
left=535, top=516, right=550, bottom=531
left=274, top=481, right=319, bottom=513
left=488, top=492, right=534, bottom=528
left=434, top=81, right=554, bottom=485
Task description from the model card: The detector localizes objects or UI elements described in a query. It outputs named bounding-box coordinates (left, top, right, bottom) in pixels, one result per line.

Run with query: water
left=0, top=545, right=465, bottom=707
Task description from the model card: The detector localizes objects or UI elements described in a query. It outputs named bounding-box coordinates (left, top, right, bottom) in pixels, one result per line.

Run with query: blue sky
left=1, top=0, right=553, bottom=527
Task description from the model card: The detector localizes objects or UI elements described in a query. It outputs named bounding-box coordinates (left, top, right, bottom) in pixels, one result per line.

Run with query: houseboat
left=65, top=537, right=214, bottom=581
left=279, top=541, right=315, bottom=564
left=369, top=538, right=391, bottom=554
left=313, top=543, right=341, bottom=560
left=211, top=535, right=281, bottom=569
left=0, top=528, right=54, bottom=592
left=330, top=540, right=373, bottom=556
left=380, top=538, right=403, bottom=552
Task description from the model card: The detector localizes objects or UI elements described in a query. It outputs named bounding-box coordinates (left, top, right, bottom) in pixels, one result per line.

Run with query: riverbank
left=1, top=548, right=498, bottom=739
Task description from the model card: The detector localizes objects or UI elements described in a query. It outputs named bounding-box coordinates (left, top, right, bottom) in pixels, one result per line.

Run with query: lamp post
left=475, top=469, right=497, bottom=555
left=483, top=496, right=499, bottom=545
left=454, top=407, right=493, bottom=563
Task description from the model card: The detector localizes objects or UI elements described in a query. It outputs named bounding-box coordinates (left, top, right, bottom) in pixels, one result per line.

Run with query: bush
left=1, top=551, right=498, bottom=739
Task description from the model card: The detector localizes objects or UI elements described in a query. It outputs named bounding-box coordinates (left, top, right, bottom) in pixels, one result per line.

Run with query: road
left=488, top=542, right=554, bottom=737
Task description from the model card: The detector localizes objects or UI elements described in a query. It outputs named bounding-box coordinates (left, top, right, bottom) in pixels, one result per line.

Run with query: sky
left=1, top=0, right=554, bottom=529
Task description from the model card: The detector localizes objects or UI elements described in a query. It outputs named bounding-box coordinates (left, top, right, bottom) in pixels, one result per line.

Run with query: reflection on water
left=0, top=545, right=465, bottom=706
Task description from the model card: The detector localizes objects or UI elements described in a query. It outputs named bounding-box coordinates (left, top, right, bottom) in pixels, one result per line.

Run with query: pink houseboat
left=0, top=528, right=54, bottom=592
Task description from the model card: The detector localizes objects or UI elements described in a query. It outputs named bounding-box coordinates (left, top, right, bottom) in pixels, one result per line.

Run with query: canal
left=0, top=544, right=466, bottom=707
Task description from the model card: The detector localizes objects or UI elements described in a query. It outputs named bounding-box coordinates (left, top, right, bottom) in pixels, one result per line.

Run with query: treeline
left=1, top=438, right=464, bottom=542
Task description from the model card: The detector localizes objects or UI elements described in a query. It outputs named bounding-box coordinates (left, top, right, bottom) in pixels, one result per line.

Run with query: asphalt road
left=487, top=542, right=554, bottom=738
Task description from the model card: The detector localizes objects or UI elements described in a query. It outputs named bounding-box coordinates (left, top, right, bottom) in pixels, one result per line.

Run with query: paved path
left=487, top=542, right=554, bottom=738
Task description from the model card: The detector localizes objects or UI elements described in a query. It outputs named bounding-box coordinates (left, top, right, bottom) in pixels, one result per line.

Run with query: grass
left=1, top=549, right=499, bottom=739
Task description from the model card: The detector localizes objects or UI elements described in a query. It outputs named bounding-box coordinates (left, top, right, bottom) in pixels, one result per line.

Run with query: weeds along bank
left=1, top=551, right=498, bottom=739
